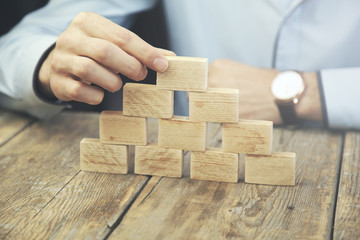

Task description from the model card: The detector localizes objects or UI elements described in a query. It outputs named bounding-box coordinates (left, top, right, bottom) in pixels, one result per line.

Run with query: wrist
left=38, top=50, right=56, bottom=100
left=295, top=72, right=322, bottom=122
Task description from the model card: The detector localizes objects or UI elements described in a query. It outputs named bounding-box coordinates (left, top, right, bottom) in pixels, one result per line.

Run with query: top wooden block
left=123, top=83, right=173, bottom=118
left=156, top=56, right=208, bottom=91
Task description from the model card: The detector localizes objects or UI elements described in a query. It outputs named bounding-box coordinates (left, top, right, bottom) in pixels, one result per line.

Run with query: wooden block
left=123, top=83, right=173, bottom=118
left=222, top=119, right=272, bottom=155
left=100, top=111, right=147, bottom=145
left=157, top=56, right=208, bottom=91
left=191, top=148, right=238, bottom=183
left=245, top=152, right=296, bottom=186
left=158, top=116, right=206, bottom=151
left=189, top=88, right=239, bottom=123
left=135, top=144, right=183, bottom=178
left=80, top=138, right=129, bottom=174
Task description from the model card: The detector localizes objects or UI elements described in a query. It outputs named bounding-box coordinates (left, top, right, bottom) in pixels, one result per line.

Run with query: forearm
left=207, top=59, right=324, bottom=125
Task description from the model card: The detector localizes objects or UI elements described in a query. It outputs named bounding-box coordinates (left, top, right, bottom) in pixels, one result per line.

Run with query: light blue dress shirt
left=0, top=0, right=359, bottom=129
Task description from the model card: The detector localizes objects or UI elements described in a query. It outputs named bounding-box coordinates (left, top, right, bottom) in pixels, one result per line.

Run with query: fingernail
left=153, top=57, right=168, bottom=72
left=141, top=66, right=148, bottom=80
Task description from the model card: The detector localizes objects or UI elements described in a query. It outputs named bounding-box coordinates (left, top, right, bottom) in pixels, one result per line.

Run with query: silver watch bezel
left=271, top=71, right=306, bottom=106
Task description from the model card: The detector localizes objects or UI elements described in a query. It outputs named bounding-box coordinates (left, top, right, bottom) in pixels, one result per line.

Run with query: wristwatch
left=271, top=71, right=306, bottom=125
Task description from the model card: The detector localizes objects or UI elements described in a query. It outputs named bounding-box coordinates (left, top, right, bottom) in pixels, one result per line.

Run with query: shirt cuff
left=316, top=71, right=328, bottom=128
left=320, top=67, right=360, bottom=129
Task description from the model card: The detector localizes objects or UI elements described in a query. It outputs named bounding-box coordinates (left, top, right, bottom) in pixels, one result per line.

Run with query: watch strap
left=278, top=104, right=303, bottom=125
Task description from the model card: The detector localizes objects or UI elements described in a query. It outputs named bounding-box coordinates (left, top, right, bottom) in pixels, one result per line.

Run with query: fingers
left=47, top=11, right=177, bottom=105
left=70, top=36, right=148, bottom=81
left=52, top=52, right=122, bottom=93
left=156, top=48, right=177, bottom=56
left=70, top=12, right=169, bottom=72
left=50, top=75, right=104, bottom=105
left=53, top=52, right=124, bottom=93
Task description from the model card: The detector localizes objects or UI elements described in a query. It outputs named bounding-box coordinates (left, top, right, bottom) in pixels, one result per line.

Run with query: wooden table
left=0, top=109, right=359, bottom=239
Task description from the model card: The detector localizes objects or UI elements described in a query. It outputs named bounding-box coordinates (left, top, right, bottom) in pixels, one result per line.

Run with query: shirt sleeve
left=320, top=67, right=360, bottom=129
left=0, top=0, right=156, bottom=119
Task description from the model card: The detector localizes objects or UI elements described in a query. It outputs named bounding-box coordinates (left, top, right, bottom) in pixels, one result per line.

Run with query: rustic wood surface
left=0, top=111, right=148, bottom=239
left=0, top=109, right=33, bottom=146
left=110, top=128, right=344, bottom=239
left=333, top=132, right=360, bottom=239
left=1, top=110, right=359, bottom=239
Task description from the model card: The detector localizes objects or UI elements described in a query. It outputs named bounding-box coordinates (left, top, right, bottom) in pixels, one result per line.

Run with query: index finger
left=71, top=12, right=169, bottom=72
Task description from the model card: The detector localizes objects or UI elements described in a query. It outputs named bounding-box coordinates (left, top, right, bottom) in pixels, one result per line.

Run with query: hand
left=38, top=12, right=175, bottom=104
left=208, top=59, right=322, bottom=124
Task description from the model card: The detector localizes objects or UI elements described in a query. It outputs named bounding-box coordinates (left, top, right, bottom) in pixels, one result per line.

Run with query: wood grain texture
left=191, top=148, right=238, bottom=183
left=135, top=144, right=183, bottom=178
left=0, top=112, right=98, bottom=238
left=0, top=109, right=33, bottom=146
left=123, top=83, right=174, bottom=118
left=157, top=56, right=208, bottom=91
left=333, top=132, right=360, bottom=239
left=189, top=88, right=239, bottom=123
left=0, top=112, right=149, bottom=239
left=110, top=128, right=343, bottom=239
left=223, top=119, right=273, bottom=155
left=7, top=173, right=148, bottom=239
left=100, top=111, right=147, bottom=145
left=158, top=116, right=206, bottom=151
left=245, top=152, right=295, bottom=186
left=80, top=138, right=129, bottom=174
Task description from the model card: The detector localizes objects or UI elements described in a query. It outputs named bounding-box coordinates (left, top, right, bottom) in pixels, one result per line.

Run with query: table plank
left=8, top=173, right=148, bottom=239
left=0, top=109, right=33, bottom=146
left=333, top=132, right=360, bottom=239
left=0, top=112, right=149, bottom=239
left=109, top=128, right=343, bottom=239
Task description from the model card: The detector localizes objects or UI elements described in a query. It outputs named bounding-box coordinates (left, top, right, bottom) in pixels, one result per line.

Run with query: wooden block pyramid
left=80, top=56, right=296, bottom=186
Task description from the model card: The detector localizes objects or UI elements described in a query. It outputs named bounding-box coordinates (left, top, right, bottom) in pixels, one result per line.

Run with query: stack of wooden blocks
left=80, top=56, right=295, bottom=186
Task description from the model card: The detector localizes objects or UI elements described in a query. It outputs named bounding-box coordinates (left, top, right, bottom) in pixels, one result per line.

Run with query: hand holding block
left=245, top=152, right=296, bottom=186
left=189, top=88, right=239, bottom=123
left=158, top=116, right=206, bottom=151
left=100, top=111, right=147, bottom=145
left=123, top=83, right=173, bottom=118
left=223, top=119, right=272, bottom=155
left=80, top=138, right=129, bottom=174
left=135, top=144, right=183, bottom=178
left=157, top=56, right=208, bottom=91
left=191, top=148, right=238, bottom=183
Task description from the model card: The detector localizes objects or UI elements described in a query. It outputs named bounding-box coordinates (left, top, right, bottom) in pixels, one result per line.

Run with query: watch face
left=271, top=71, right=305, bottom=102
